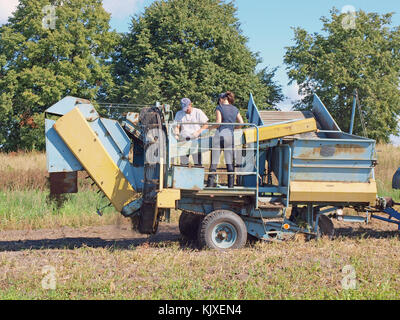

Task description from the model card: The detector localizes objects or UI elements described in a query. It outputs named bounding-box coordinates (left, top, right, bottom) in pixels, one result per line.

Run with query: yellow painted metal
left=157, top=189, right=181, bottom=208
left=290, top=180, right=377, bottom=205
left=53, top=107, right=136, bottom=212
left=243, top=118, right=317, bottom=143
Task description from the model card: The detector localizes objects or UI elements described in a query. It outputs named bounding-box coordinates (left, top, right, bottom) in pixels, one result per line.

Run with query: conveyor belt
left=259, top=111, right=321, bottom=139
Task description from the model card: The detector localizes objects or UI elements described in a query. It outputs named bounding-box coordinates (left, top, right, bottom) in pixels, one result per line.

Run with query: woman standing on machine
left=207, top=91, right=244, bottom=188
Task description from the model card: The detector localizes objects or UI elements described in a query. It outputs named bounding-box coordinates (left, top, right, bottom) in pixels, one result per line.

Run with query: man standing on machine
left=174, top=98, right=209, bottom=166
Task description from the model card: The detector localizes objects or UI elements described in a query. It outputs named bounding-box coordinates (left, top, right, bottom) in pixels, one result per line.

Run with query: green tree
left=0, top=0, right=119, bottom=151
left=284, top=9, right=400, bottom=142
left=109, top=0, right=283, bottom=119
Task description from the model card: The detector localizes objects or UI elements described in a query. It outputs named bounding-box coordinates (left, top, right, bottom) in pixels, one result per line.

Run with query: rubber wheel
left=179, top=211, right=204, bottom=241
left=198, top=210, right=247, bottom=250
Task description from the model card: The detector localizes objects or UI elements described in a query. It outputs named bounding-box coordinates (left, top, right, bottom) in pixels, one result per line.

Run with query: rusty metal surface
left=49, top=172, right=78, bottom=195
left=258, top=197, right=285, bottom=209
left=290, top=138, right=376, bottom=183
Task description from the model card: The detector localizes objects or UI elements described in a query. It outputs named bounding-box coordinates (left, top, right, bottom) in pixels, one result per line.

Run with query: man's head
left=181, top=98, right=192, bottom=114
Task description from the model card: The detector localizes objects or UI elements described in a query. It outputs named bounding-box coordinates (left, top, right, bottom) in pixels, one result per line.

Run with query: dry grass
left=1, top=147, right=400, bottom=300
left=1, top=230, right=400, bottom=299
left=375, top=144, right=400, bottom=199
left=0, top=151, right=46, bottom=172
left=0, top=152, right=94, bottom=192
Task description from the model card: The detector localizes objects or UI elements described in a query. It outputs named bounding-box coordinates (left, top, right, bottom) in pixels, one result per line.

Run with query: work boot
left=228, top=174, right=234, bottom=188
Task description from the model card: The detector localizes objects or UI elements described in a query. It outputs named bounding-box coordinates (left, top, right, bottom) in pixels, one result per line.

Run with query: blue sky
left=104, top=0, right=400, bottom=111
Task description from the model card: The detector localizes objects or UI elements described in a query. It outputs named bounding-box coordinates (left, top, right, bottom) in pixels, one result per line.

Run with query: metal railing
left=167, top=121, right=260, bottom=205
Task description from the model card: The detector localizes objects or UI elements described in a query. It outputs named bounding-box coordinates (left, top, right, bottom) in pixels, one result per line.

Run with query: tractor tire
left=198, top=210, right=247, bottom=250
left=179, top=211, right=204, bottom=241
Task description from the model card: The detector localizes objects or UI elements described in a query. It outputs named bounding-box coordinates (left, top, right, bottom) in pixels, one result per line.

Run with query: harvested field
left=1, top=146, right=400, bottom=300
left=0, top=218, right=400, bottom=299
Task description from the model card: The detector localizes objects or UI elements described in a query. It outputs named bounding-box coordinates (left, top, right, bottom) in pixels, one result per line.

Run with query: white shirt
left=175, top=107, right=209, bottom=140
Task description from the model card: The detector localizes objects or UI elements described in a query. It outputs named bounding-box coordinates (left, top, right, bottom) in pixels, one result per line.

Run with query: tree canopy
left=0, top=0, right=119, bottom=151
left=109, top=0, right=283, bottom=118
left=284, top=9, right=400, bottom=142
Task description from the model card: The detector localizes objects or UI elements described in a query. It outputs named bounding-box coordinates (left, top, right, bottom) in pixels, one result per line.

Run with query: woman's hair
left=218, top=91, right=235, bottom=105
left=226, top=91, right=235, bottom=104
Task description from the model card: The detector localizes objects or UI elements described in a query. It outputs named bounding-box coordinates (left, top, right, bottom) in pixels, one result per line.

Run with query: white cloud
left=102, top=0, right=144, bottom=19
left=0, top=0, right=19, bottom=25
left=390, top=135, right=400, bottom=146
left=285, top=82, right=304, bottom=102
left=278, top=83, right=305, bottom=111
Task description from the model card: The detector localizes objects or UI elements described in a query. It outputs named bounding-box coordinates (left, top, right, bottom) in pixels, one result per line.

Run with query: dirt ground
left=1, top=216, right=400, bottom=300
left=0, top=221, right=182, bottom=252
left=0, top=215, right=398, bottom=253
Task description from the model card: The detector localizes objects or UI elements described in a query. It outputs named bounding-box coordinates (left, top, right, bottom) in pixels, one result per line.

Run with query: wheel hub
left=216, top=230, right=228, bottom=241
left=212, top=223, right=237, bottom=249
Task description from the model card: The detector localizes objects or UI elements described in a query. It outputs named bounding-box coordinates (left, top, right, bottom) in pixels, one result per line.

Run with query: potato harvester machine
left=45, top=94, right=400, bottom=250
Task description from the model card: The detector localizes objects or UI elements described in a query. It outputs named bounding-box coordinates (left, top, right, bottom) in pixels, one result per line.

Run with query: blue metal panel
left=131, top=166, right=144, bottom=192
left=243, top=217, right=303, bottom=240
left=89, top=119, right=139, bottom=191
left=100, top=118, right=131, bottom=156
left=290, top=138, right=376, bottom=183
left=393, top=167, right=400, bottom=189
left=45, top=97, right=99, bottom=121
left=177, top=197, right=246, bottom=215
left=76, top=104, right=99, bottom=121
left=245, top=93, right=264, bottom=126
left=312, top=94, right=341, bottom=131
left=242, top=149, right=266, bottom=187
left=177, top=201, right=214, bottom=214
left=172, top=166, right=205, bottom=190
left=45, top=96, right=80, bottom=115
left=89, top=119, right=122, bottom=164
left=45, top=119, right=83, bottom=173
left=291, top=139, right=375, bottom=160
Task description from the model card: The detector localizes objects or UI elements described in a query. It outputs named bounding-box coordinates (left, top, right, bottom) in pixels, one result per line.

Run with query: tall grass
left=0, top=151, right=46, bottom=172
left=0, top=190, right=117, bottom=230
left=375, top=144, right=400, bottom=200
left=0, top=152, right=95, bottom=192
left=0, top=151, right=120, bottom=229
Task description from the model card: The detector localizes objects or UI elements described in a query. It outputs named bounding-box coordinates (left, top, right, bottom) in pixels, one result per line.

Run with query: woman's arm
left=208, top=110, right=222, bottom=130
left=235, top=113, right=244, bottom=129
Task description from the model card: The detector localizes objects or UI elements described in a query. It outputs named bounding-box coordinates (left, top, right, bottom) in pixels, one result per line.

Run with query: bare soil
left=1, top=217, right=400, bottom=299
left=0, top=215, right=398, bottom=253
left=0, top=221, right=182, bottom=252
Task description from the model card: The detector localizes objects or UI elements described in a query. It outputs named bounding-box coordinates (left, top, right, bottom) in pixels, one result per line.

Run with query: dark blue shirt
left=216, top=104, right=239, bottom=133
